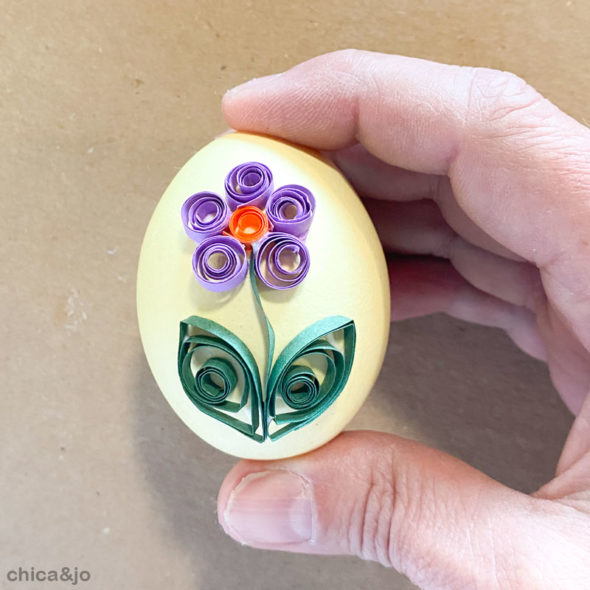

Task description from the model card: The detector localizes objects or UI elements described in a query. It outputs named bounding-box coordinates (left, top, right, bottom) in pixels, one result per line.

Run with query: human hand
left=216, top=50, right=590, bottom=589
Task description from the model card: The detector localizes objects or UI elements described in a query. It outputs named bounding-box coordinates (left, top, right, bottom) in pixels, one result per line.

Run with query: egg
left=137, top=132, right=390, bottom=459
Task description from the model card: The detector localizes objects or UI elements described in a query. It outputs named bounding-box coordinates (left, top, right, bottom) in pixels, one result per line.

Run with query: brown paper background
left=1, top=1, right=586, bottom=588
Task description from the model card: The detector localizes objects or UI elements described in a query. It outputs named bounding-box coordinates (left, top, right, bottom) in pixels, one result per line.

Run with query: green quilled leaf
left=178, top=316, right=264, bottom=442
left=264, top=315, right=356, bottom=441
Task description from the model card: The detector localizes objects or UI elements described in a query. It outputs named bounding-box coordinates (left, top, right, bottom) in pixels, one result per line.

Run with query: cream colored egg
left=137, top=132, right=390, bottom=459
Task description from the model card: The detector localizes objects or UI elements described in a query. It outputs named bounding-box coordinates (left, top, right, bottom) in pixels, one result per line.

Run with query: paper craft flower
left=181, top=162, right=316, bottom=292
left=177, top=160, right=356, bottom=443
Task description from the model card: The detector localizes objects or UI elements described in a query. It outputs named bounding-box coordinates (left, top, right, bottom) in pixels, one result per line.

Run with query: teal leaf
left=265, top=316, right=356, bottom=440
left=178, top=316, right=264, bottom=441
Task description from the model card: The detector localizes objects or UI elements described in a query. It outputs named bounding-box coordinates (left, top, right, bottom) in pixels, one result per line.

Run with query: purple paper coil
left=225, top=162, right=274, bottom=210
left=181, top=192, right=230, bottom=243
left=266, top=184, right=316, bottom=238
left=192, top=235, right=248, bottom=292
left=254, top=232, right=310, bottom=290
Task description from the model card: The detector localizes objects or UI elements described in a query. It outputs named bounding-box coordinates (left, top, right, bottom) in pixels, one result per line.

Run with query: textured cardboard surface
left=1, top=1, right=585, bottom=588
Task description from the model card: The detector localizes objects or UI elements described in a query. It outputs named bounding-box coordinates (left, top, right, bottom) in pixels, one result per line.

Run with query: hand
left=216, top=50, right=590, bottom=589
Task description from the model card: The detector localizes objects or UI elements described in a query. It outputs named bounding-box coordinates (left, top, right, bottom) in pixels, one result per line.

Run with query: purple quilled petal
left=254, top=232, right=310, bottom=290
left=265, top=184, right=315, bottom=238
left=225, top=162, right=274, bottom=210
left=192, top=235, right=248, bottom=292
left=181, top=192, right=229, bottom=242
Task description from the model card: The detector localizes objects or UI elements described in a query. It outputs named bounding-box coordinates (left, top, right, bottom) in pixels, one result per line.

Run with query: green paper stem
left=249, top=253, right=275, bottom=391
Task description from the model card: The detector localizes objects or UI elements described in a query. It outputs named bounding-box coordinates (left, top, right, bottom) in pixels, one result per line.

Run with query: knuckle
left=352, top=466, right=397, bottom=566
left=309, top=48, right=363, bottom=78
left=464, top=67, right=551, bottom=130
left=346, top=457, right=418, bottom=572
left=325, top=48, right=364, bottom=68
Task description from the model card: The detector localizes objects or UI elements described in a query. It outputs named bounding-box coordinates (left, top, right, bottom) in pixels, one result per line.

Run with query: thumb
left=218, top=431, right=581, bottom=589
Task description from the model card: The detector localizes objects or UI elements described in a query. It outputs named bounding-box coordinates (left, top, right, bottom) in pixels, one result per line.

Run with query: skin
left=216, top=50, right=590, bottom=589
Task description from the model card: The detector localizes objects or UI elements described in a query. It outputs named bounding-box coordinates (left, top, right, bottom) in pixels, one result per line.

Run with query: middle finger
left=364, top=197, right=546, bottom=312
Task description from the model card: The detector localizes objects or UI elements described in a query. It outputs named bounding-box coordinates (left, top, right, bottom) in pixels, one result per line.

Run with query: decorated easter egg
left=137, top=132, right=390, bottom=460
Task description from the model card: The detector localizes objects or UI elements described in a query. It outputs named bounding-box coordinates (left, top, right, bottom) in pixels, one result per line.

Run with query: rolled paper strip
left=181, top=192, right=229, bottom=242
left=192, top=357, right=237, bottom=405
left=225, top=162, right=274, bottom=210
left=178, top=316, right=263, bottom=440
left=265, top=315, right=356, bottom=440
left=192, top=235, right=248, bottom=292
left=265, top=184, right=316, bottom=238
left=228, top=205, right=270, bottom=244
left=254, top=232, right=310, bottom=289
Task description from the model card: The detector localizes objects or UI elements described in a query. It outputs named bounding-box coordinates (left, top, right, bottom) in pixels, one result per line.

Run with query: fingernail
left=224, top=73, right=283, bottom=98
left=223, top=470, right=313, bottom=545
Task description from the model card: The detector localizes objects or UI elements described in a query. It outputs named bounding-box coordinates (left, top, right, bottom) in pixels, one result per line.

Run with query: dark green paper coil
left=265, top=315, right=356, bottom=440
left=178, top=318, right=263, bottom=442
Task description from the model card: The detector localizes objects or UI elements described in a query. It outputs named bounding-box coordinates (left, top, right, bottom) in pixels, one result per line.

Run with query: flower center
left=228, top=206, right=270, bottom=244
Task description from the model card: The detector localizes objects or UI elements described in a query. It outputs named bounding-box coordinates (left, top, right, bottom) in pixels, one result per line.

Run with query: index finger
left=222, top=50, right=590, bottom=349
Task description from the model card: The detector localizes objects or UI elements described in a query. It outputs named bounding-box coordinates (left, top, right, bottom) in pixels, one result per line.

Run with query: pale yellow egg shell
left=137, top=132, right=390, bottom=459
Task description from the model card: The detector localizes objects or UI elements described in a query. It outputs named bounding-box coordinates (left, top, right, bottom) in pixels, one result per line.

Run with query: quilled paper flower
left=176, top=160, right=356, bottom=443
left=181, top=162, right=315, bottom=291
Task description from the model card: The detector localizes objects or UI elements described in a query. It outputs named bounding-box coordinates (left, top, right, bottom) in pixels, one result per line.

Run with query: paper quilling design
left=178, top=162, right=356, bottom=441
